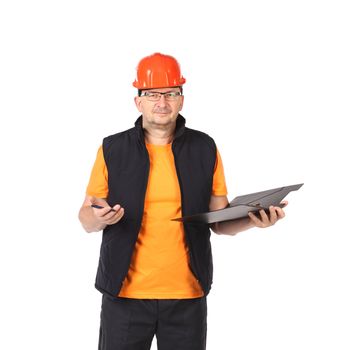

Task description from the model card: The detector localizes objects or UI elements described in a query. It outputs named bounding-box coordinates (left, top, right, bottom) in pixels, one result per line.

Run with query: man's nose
left=157, top=94, right=168, bottom=106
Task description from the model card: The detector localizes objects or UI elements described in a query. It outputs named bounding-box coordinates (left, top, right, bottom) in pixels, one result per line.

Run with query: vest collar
left=134, top=114, right=186, bottom=143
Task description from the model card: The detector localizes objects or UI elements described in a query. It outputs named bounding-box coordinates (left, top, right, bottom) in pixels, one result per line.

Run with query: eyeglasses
left=140, top=91, right=182, bottom=101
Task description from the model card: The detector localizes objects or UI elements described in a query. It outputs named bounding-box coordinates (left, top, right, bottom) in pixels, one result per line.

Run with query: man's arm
left=209, top=195, right=287, bottom=236
left=78, top=195, right=124, bottom=233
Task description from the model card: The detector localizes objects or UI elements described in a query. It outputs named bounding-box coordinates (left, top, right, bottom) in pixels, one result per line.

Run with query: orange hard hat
left=133, top=53, right=186, bottom=89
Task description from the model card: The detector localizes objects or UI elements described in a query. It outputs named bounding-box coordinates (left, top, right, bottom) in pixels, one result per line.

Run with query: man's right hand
left=91, top=200, right=125, bottom=226
left=78, top=195, right=125, bottom=233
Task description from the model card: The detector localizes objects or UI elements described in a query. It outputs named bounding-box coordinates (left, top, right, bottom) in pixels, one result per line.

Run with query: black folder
left=172, top=183, right=304, bottom=224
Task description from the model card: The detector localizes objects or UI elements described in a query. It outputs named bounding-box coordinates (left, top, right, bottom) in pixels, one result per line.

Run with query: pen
left=91, top=204, right=117, bottom=212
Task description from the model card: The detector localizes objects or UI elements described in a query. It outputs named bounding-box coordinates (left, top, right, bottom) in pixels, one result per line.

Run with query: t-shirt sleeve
left=212, top=148, right=228, bottom=196
left=86, top=145, right=109, bottom=198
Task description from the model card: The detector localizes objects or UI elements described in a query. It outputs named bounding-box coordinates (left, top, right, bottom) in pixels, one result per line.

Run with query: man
left=78, top=52, right=286, bottom=350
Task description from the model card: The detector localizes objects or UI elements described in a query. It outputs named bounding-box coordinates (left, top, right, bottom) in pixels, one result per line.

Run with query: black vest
left=95, top=115, right=217, bottom=297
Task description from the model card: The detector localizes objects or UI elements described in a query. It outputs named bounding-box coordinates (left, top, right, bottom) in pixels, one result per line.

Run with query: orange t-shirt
left=87, top=143, right=227, bottom=299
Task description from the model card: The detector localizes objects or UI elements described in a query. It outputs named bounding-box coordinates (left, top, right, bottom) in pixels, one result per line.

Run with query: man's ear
left=134, top=96, right=142, bottom=112
left=179, top=96, right=184, bottom=111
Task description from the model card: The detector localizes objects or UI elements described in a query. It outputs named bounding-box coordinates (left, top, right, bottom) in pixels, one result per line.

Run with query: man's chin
left=153, top=114, right=173, bottom=122
left=150, top=117, right=175, bottom=128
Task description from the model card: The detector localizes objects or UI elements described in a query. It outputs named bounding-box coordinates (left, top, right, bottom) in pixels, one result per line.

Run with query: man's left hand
left=248, top=201, right=288, bottom=228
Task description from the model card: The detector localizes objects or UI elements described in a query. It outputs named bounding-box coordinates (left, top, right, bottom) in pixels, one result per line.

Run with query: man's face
left=134, top=87, right=184, bottom=129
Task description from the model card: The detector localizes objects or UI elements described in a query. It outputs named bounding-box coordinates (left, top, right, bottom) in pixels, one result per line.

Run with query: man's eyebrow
left=147, top=90, right=178, bottom=93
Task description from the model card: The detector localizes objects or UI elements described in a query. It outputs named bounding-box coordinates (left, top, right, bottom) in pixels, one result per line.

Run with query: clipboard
left=172, top=183, right=304, bottom=224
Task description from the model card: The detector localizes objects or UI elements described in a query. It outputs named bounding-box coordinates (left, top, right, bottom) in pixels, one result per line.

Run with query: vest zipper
left=140, top=144, right=150, bottom=230
left=171, top=144, right=202, bottom=290
left=120, top=141, right=150, bottom=288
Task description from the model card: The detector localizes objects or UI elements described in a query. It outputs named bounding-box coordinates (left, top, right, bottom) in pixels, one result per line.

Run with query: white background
left=1, top=0, right=340, bottom=349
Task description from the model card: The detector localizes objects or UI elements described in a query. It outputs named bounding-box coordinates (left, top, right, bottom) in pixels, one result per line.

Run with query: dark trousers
left=98, top=294, right=207, bottom=350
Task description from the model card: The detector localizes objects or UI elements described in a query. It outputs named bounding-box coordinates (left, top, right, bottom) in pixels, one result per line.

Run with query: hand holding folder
left=172, top=183, right=303, bottom=224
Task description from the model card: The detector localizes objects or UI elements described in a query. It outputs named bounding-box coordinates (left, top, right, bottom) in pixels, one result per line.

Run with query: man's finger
left=269, top=206, right=277, bottom=225
left=91, top=205, right=117, bottom=219
left=259, top=209, right=270, bottom=225
left=105, top=208, right=125, bottom=224
left=248, top=211, right=263, bottom=227
left=280, top=200, right=288, bottom=208
left=275, top=206, right=285, bottom=219
left=112, top=204, right=121, bottom=211
left=98, top=207, right=116, bottom=217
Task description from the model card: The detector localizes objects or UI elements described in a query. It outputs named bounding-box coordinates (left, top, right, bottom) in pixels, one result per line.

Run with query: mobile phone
left=91, top=204, right=117, bottom=212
